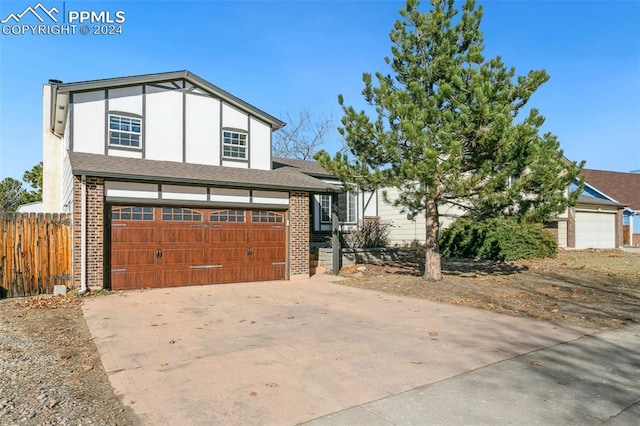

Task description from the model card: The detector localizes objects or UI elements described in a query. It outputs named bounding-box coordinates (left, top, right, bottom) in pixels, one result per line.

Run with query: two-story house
left=42, top=71, right=344, bottom=291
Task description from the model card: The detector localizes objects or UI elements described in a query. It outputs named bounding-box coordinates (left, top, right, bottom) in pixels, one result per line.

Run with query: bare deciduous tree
left=273, top=109, right=334, bottom=160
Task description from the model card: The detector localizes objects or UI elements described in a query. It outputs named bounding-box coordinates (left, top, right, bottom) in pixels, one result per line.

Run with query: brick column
left=567, top=207, right=576, bottom=248
left=616, top=209, right=623, bottom=248
left=73, top=176, right=105, bottom=289
left=289, top=191, right=310, bottom=280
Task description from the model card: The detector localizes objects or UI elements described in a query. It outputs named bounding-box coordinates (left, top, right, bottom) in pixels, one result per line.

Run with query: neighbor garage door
left=575, top=211, right=616, bottom=249
left=109, top=206, right=286, bottom=290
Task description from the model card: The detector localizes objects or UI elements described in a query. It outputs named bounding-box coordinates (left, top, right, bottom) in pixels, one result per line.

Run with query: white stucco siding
left=362, top=191, right=377, bottom=217
left=145, top=87, right=183, bottom=162
left=161, top=185, right=208, bottom=201
left=107, top=149, right=143, bottom=159
left=108, top=86, right=143, bottom=115
left=249, top=117, right=271, bottom=170
left=252, top=191, right=289, bottom=206
left=72, top=90, right=105, bottom=154
left=105, top=181, right=158, bottom=199
left=222, top=103, right=248, bottom=131
left=185, top=94, right=220, bottom=166
left=221, top=160, right=248, bottom=169
left=42, top=84, right=65, bottom=212
left=210, top=188, right=251, bottom=204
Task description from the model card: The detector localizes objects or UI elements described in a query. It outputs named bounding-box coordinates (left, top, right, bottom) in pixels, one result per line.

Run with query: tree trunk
left=423, top=197, right=443, bottom=281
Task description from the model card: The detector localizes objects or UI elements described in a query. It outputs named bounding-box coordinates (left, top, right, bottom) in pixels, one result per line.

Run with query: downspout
left=78, top=174, right=88, bottom=295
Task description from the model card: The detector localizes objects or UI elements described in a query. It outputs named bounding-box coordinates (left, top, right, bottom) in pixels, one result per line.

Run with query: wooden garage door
left=575, top=211, right=616, bottom=249
left=109, top=206, right=286, bottom=290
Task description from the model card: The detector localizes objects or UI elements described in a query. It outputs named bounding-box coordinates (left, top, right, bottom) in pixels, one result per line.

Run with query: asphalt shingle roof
left=272, top=157, right=336, bottom=179
left=582, top=169, right=640, bottom=210
left=69, top=152, right=340, bottom=193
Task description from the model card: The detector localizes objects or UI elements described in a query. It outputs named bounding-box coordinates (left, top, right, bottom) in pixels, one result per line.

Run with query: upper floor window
left=223, top=130, right=247, bottom=160
left=109, top=114, right=141, bottom=148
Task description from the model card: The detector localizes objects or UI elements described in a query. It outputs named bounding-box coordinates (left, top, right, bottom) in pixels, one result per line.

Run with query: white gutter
left=79, top=174, right=88, bottom=295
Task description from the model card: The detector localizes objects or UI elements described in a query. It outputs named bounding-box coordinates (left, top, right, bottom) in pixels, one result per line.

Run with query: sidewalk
left=303, top=325, right=640, bottom=425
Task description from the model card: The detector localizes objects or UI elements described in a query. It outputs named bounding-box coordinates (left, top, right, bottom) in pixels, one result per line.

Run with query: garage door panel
left=208, top=228, right=248, bottom=243
left=111, top=227, right=155, bottom=243
left=209, top=248, right=247, bottom=262
left=162, top=228, right=204, bottom=243
left=207, top=267, right=250, bottom=284
left=162, top=269, right=211, bottom=287
left=252, top=265, right=286, bottom=281
left=111, top=271, right=155, bottom=290
left=253, top=247, right=286, bottom=262
left=111, top=248, right=156, bottom=266
left=251, top=228, right=286, bottom=243
left=160, top=248, right=206, bottom=265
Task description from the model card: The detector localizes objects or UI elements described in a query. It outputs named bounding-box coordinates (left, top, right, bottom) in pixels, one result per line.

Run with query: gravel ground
left=0, top=295, right=138, bottom=425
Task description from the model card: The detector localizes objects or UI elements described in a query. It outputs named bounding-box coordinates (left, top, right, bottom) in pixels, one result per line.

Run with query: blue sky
left=1, top=0, right=639, bottom=182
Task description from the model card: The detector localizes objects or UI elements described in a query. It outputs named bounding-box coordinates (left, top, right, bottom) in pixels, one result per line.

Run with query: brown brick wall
left=289, top=191, right=310, bottom=278
left=73, top=176, right=105, bottom=288
left=616, top=209, right=623, bottom=248
left=567, top=207, right=576, bottom=248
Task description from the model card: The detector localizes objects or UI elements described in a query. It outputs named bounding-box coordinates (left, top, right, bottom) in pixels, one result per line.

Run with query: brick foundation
left=73, top=176, right=105, bottom=289
left=289, top=191, right=310, bottom=279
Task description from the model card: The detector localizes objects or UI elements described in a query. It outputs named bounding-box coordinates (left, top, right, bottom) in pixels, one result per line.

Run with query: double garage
left=108, top=205, right=287, bottom=290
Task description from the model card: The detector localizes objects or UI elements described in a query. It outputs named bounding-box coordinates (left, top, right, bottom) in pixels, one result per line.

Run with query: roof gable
left=581, top=169, right=640, bottom=211
left=54, top=70, right=285, bottom=130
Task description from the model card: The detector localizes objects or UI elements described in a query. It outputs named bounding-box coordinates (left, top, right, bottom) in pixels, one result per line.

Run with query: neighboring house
left=272, top=157, right=378, bottom=245
left=579, top=169, right=640, bottom=246
left=16, top=201, right=44, bottom=213
left=42, top=70, right=341, bottom=291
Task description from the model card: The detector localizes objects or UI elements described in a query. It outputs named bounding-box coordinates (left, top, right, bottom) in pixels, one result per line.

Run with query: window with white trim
left=222, top=130, right=247, bottom=160
left=109, top=114, right=142, bottom=148
left=346, top=191, right=357, bottom=223
left=320, top=194, right=331, bottom=223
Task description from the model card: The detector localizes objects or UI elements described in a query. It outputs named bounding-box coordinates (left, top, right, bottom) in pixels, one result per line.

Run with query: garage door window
left=111, top=206, right=154, bottom=221
left=162, top=207, right=202, bottom=221
left=210, top=209, right=246, bottom=222
left=252, top=211, right=284, bottom=223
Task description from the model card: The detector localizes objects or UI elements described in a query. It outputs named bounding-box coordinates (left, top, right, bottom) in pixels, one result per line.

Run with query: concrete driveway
left=82, top=275, right=590, bottom=425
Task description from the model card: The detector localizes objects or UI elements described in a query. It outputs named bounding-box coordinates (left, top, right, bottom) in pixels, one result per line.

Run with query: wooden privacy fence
left=0, top=213, right=72, bottom=298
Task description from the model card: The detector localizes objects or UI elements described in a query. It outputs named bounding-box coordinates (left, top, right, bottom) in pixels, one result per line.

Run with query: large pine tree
left=315, top=0, right=583, bottom=281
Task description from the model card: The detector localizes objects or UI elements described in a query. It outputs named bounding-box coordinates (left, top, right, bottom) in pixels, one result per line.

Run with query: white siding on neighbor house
left=185, top=93, right=220, bottom=166
left=249, top=117, right=271, bottom=170
left=557, top=221, right=568, bottom=248
left=378, top=187, right=465, bottom=245
left=252, top=190, right=289, bottom=206
left=108, top=86, right=143, bottom=115
left=105, top=181, right=158, bottom=199
left=72, top=90, right=105, bottom=154
left=222, top=103, right=248, bottom=131
left=210, top=188, right=251, bottom=204
left=161, top=185, right=208, bottom=202
left=145, top=86, right=183, bottom=162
